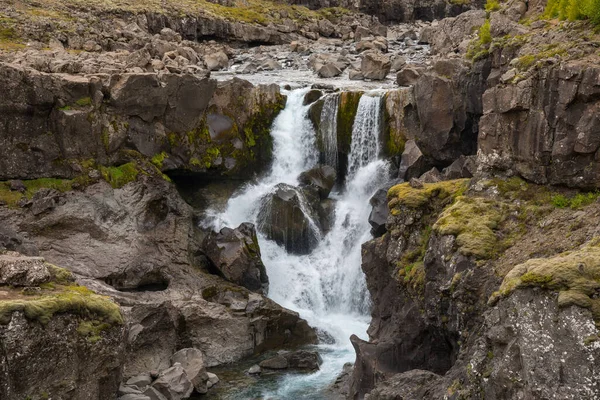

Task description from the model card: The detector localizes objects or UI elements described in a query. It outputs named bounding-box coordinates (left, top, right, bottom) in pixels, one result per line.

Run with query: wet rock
left=170, top=348, right=209, bottom=394
left=303, top=89, right=323, bottom=105
left=151, top=363, right=193, bottom=400
left=248, top=364, right=261, bottom=374
left=284, top=350, right=323, bottom=370
left=259, top=355, right=288, bottom=369
left=298, top=165, right=337, bottom=199
left=0, top=252, right=51, bottom=287
left=398, top=140, right=430, bottom=180
left=257, top=183, right=322, bottom=255
left=368, top=189, right=389, bottom=237
left=361, top=51, right=391, bottom=80
left=202, top=223, right=269, bottom=293
left=259, top=350, right=322, bottom=370
left=206, top=372, right=219, bottom=388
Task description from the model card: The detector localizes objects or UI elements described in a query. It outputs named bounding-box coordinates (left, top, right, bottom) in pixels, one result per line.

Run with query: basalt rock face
left=0, top=63, right=285, bottom=181
left=382, top=57, right=490, bottom=166
left=478, top=63, right=600, bottom=189
left=353, top=175, right=600, bottom=399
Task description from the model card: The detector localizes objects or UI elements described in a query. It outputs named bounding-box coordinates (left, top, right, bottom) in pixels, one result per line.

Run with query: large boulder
left=259, top=350, right=322, bottom=371
left=151, top=364, right=193, bottom=400
left=202, top=223, right=269, bottom=294
left=361, top=51, right=391, bottom=80
left=257, top=183, right=322, bottom=255
left=170, top=348, right=209, bottom=394
left=398, top=140, right=430, bottom=180
left=368, top=189, right=389, bottom=237
left=298, top=165, right=337, bottom=199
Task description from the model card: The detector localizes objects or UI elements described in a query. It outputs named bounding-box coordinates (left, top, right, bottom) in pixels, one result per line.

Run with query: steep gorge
left=1, top=0, right=600, bottom=398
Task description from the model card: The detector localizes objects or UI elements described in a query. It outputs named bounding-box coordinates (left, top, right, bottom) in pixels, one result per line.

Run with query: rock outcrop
left=0, top=63, right=285, bottom=180
left=202, top=223, right=269, bottom=293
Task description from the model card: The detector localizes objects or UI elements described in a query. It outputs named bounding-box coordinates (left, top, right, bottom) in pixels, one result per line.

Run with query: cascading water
left=346, top=95, right=383, bottom=182
left=319, top=94, right=340, bottom=172
left=206, top=88, right=390, bottom=399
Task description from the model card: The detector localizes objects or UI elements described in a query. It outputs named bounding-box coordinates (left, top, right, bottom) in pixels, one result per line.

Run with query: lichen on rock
left=490, top=239, right=600, bottom=321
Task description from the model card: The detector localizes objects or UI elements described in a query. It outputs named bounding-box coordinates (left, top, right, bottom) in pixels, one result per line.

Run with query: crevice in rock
left=167, top=171, right=246, bottom=211
left=103, top=273, right=170, bottom=292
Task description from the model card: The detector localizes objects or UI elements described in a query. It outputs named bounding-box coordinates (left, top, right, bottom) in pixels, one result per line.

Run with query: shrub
left=545, top=0, right=600, bottom=25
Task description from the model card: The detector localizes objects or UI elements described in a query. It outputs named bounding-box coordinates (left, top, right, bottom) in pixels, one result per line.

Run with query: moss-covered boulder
left=0, top=255, right=125, bottom=400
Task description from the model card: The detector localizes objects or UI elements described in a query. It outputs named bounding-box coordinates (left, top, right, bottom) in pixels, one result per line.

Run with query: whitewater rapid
left=205, top=88, right=390, bottom=398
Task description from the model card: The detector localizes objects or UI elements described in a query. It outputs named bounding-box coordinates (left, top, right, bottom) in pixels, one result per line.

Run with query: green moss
left=490, top=240, right=600, bottom=321
left=388, top=179, right=469, bottom=212
left=336, top=92, right=363, bottom=155
left=167, top=132, right=179, bottom=147
left=433, top=196, right=507, bottom=259
left=77, top=320, right=112, bottom=343
left=552, top=191, right=600, bottom=209
left=151, top=152, right=168, bottom=169
left=545, top=0, right=600, bottom=25
left=100, top=163, right=140, bottom=189
left=485, top=0, right=501, bottom=11
left=514, top=47, right=568, bottom=71
left=0, top=178, right=75, bottom=208
left=0, top=284, right=123, bottom=326
left=398, top=262, right=425, bottom=292
left=74, top=97, right=92, bottom=107
left=46, top=264, right=75, bottom=285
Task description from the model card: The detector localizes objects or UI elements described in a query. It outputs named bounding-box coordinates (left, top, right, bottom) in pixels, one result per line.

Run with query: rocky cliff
left=350, top=1, right=600, bottom=398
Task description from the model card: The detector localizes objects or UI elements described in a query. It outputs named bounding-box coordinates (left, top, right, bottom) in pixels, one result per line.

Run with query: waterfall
left=346, top=94, right=383, bottom=182
left=319, top=94, right=339, bottom=172
left=206, top=88, right=390, bottom=399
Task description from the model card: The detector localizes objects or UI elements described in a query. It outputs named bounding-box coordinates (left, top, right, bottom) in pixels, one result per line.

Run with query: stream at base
left=205, top=88, right=391, bottom=399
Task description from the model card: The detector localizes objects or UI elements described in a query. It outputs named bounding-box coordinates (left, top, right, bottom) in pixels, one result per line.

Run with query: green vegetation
left=0, top=178, right=74, bottom=207
left=77, top=320, right=112, bottom=343
left=74, top=97, right=92, bottom=107
left=433, top=196, right=507, bottom=259
left=100, top=163, right=140, bottom=189
left=551, top=191, right=600, bottom=209
left=387, top=179, right=469, bottom=212
left=485, top=0, right=501, bottom=11
left=545, top=0, right=600, bottom=25
left=0, top=284, right=123, bottom=326
left=151, top=152, right=168, bottom=169
left=466, top=19, right=492, bottom=60
left=514, top=46, right=568, bottom=70
left=490, top=239, right=600, bottom=321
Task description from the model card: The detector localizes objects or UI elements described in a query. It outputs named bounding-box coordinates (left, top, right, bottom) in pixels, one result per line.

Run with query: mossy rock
left=0, top=284, right=123, bottom=326
left=490, top=239, right=600, bottom=321
left=433, top=196, right=508, bottom=259
left=387, top=179, right=469, bottom=212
